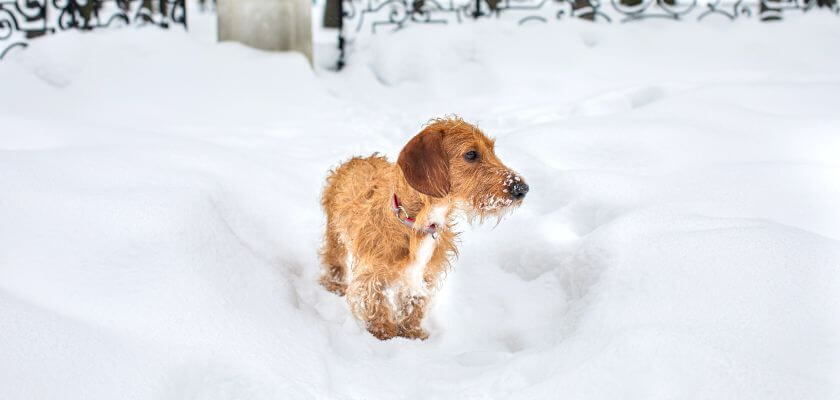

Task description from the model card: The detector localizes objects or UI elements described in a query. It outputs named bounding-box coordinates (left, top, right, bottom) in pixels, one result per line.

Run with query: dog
left=319, top=117, right=528, bottom=340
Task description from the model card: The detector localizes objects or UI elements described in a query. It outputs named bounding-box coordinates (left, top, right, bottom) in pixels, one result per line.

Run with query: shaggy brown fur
left=319, top=117, right=528, bottom=340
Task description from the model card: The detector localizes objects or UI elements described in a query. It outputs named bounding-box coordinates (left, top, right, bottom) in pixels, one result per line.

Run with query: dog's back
left=322, top=154, right=391, bottom=216
left=319, top=153, right=396, bottom=303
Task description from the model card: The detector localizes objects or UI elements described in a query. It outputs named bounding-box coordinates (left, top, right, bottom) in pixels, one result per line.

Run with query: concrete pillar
left=217, top=0, right=312, bottom=64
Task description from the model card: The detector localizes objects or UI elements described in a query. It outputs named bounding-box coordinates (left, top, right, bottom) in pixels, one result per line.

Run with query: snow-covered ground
left=1, top=6, right=840, bottom=399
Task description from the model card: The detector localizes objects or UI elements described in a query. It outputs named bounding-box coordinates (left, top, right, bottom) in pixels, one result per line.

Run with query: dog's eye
left=464, top=150, right=479, bottom=162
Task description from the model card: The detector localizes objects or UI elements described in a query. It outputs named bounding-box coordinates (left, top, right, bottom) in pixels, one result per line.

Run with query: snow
left=1, top=4, right=840, bottom=399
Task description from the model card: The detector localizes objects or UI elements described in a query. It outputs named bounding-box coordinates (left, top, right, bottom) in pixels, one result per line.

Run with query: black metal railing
left=196, top=0, right=214, bottom=11
left=0, top=0, right=186, bottom=60
left=336, top=0, right=839, bottom=68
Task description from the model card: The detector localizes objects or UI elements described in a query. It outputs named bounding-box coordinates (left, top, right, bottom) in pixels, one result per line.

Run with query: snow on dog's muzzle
left=503, top=172, right=528, bottom=201
left=508, top=181, right=529, bottom=200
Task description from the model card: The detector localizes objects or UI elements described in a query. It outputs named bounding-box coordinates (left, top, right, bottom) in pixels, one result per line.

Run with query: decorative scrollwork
left=0, top=0, right=185, bottom=60
left=337, top=0, right=838, bottom=69
left=698, top=0, right=740, bottom=20
left=610, top=0, right=699, bottom=21
left=0, top=8, right=20, bottom=41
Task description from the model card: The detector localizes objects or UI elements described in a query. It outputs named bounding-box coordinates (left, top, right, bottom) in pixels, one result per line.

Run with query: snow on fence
left=336, top=0, right=840, bottom=68
left=0, top=0, right=186, bottom=60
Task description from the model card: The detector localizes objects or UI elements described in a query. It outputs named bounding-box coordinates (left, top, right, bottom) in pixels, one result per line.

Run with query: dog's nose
left=509, top=182, right=529, bottom=200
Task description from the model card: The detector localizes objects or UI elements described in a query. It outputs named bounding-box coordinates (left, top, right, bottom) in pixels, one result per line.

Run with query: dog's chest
left=404, top=234, right=437, bottom=294
left=384, top=234, right=437, bottom=315
left=387, top=205, right=448, bottom=303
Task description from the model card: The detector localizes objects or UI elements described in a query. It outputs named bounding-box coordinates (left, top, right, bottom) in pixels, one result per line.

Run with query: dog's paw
left=395, top=296, right=429, bottom=340
left=399, top=326, right=429, bottom=341
left=367, top=322, right=398, bottom=340
left=319, top=276, right=347, bottom=296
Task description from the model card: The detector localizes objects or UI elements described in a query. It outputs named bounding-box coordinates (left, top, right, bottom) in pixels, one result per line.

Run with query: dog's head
left=397, top=117, right=528, bottom=220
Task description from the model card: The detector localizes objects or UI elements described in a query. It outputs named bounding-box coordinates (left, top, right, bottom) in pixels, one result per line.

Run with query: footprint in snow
left=571, top=85, right=677, bottom=117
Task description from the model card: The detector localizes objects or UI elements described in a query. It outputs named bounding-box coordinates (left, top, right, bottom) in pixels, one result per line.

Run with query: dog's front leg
left=398, top=295, right=429, bottom=340
left=346, top=272, right=399, bottom=340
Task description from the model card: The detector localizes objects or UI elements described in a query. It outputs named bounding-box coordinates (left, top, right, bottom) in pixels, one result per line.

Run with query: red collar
left=392, top=194, right=439, bottom=236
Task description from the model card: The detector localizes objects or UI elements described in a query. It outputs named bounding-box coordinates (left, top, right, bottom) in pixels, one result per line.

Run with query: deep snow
left=1, top=4, right=839, bottom=400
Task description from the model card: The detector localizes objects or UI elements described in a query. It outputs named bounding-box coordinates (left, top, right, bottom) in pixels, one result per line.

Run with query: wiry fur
left=319, top=117, right=526, bottom=340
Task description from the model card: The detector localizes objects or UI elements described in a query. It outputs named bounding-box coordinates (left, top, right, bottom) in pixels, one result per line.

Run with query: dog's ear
left=397, top=129, right=450, bottom=198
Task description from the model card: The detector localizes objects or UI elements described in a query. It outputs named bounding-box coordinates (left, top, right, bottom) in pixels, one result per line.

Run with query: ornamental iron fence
left=1, top=0, right=836, bottom=68
left=0, top=0, right=186, bottom=60
left=336, top=0, right=840, bottom=68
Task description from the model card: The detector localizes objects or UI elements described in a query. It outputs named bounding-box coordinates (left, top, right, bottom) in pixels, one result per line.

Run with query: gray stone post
left=217, top=0, right=313, bottom=64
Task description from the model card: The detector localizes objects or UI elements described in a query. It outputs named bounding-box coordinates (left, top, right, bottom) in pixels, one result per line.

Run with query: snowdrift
left=1, top=10, right=839, bottom=400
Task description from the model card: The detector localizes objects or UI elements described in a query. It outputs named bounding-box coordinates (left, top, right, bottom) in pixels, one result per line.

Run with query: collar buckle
left=392, top=193, right=439, bottom=236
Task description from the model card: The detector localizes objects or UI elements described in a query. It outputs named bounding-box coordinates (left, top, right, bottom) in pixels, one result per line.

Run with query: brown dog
left=319, top=117, right=528, bottom=340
